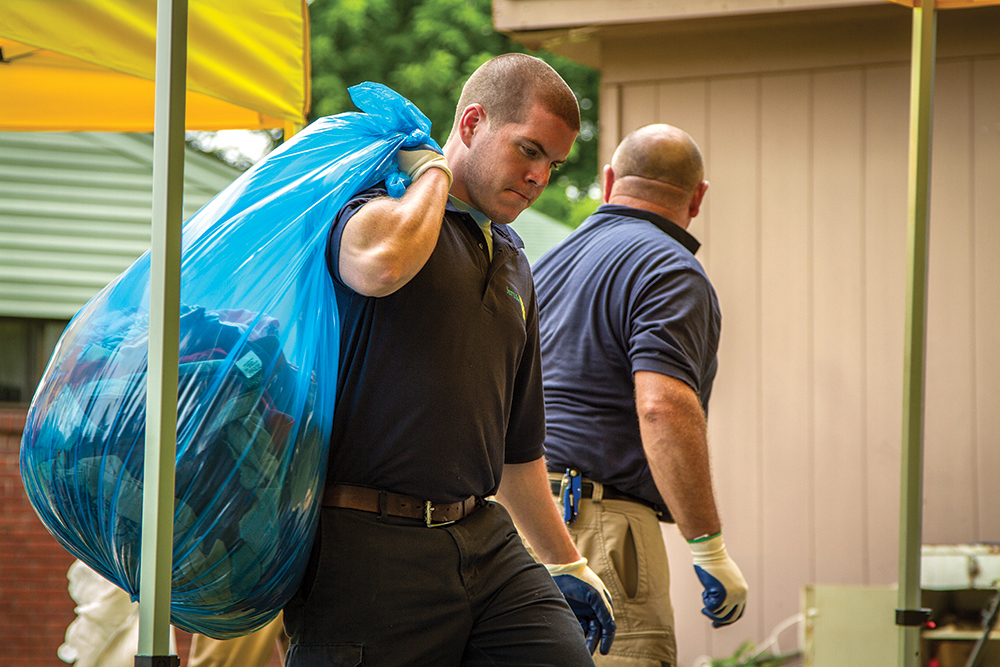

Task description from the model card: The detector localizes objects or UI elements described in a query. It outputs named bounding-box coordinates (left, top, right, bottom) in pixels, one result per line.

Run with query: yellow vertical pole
left=897, top=2, right=936, bottom=667
left=137, top=0, right=186, bottom=664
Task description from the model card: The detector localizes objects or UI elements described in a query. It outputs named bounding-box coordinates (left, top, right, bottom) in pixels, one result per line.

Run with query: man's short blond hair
left=451, top=54, right=580, bottom=135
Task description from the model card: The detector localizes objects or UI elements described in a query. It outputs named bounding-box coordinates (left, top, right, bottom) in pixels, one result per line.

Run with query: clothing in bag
left=20, top=83, right=441, bottom=639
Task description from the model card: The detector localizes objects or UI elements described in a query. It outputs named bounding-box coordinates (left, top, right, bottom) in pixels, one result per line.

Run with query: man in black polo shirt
left=282, top=54, right=615, bottom=667
left=533, top=124, right=748, bottom=666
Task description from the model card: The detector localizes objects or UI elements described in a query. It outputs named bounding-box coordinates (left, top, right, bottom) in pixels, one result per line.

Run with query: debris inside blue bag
left=20, top=82, right=440, bottom=639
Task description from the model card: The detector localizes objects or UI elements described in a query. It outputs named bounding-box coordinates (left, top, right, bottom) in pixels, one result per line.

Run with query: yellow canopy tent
left=2, top=1, right=311, bottom=662
left=0, top=0, right=310, bottom=133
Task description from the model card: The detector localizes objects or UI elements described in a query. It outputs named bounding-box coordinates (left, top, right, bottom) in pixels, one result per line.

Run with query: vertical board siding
left=621, top=83, right=659, bottom=137
left=863, top=64, right=909, bottom=586
left=973, top=57, right=1000, bottom=541
left=701, top=75, right=763, bottom=658
left=654, top=78, right=717, bottom=658
left=657, top=80, right=712, bottom=260
left=924, top=60, right=978, bottom=545
left=609, top=55, right=1000, bottom=665
left=598, top=14, right=1000, bottom=664
left=598, top=84, right=622, bottom=168
left=810, top=68, right=868, bottom=585
left=759, top=72, right=815, bottom=630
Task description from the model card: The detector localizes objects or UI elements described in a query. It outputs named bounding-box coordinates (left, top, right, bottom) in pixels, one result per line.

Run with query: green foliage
left=711, top=641, right=794, bottom=667
left=531, top=183, right=601, bottom=229
left=308, top=0, right=601, bottom=205
left=310, top=0, right=506, bottom=143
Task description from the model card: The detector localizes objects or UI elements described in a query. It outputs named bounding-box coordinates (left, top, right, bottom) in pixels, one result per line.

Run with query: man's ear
left=689, top=180, right=709, bottom=218
left=458, top=104, right=486, bottom=147
left=602, top=165, right=615, bottom=204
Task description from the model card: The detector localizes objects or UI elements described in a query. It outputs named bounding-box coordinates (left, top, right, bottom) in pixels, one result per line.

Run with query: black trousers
left=283, top=500, right=595, bottom=667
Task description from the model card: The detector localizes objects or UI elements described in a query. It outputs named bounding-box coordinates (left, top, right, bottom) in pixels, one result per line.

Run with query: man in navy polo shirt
left=282, top=54, right=615, bottom=667
left=533, top=124, right=748, bottom=666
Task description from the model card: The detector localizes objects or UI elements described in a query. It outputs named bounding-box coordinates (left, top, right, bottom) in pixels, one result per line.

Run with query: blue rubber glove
left=396, top=145, right=452, bottom=187
left=689, top=532, right=748, bottom=627
left=546, top=558, right=616, bottom=655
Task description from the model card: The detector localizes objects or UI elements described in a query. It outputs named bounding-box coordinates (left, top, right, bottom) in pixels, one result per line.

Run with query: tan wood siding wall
left=591, top=8, right=1000, bottom=663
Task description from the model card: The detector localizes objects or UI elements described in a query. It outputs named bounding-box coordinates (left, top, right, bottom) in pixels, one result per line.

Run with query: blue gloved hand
left=689, top=532, right=748, bottom=627
left=396, top=145, right=452, bottom=187
left=546, top=558, right=616, bottom=655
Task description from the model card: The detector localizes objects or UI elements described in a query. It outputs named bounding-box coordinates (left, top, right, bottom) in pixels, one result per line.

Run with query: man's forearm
left=338, top=168, right=450, bottom=296
left=635, top=370, right=722, bottom=541
left=495, top=458, right=581, bottom=565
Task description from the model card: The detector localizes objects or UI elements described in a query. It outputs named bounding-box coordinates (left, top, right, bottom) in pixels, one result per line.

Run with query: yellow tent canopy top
left=0, top=0, right=310, bottom=132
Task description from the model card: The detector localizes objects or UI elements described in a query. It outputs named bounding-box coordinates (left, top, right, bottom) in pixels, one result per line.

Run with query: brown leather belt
left=323, top=484, right=481, bottom=527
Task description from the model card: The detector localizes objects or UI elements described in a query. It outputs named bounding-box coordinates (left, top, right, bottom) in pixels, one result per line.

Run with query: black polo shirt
left=323, top=184, right=545, bottom=503
left=534, top=204, right=721, bottom=508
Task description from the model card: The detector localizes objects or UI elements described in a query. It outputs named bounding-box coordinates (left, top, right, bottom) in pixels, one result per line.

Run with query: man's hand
left=494, top=460, right=613, bottom=652
left=689, top=532, right=747, bottom=627
left=546, top=558, right=616, bottom=655
left=397, top=145, right=452, bottom=187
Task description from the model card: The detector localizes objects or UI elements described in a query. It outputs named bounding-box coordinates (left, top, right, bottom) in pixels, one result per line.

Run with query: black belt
left=549, top=479, right=673, bottom=523
left=323, top=484, right=481, bottom=527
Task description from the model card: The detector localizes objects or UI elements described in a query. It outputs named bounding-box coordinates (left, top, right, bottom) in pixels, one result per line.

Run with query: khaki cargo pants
left=539, top=474, right=677, bottom=667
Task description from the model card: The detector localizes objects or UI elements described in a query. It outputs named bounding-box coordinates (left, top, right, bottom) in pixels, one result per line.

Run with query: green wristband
left=687, top=531, right=722, bottom=545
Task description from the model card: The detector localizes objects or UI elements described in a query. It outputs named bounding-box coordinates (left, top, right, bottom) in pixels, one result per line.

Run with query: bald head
left=605, top=124, right=708, bottom=227
left=612, top=124, right=704, bottom=191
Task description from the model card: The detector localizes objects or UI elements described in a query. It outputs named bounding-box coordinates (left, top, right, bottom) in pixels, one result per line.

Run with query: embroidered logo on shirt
left=507, top=286, right=526, bottom=322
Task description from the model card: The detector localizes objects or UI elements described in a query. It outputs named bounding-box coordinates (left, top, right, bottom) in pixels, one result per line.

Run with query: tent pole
left=137, top=0, right=187, bottom=664
left=896, top=3, right=936, bottom=667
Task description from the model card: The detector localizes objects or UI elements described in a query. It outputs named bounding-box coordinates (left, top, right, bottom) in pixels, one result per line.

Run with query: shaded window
left=0, top=317, right=69, bottom=405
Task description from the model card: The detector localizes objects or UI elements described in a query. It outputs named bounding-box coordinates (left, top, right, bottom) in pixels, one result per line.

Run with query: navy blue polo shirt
left=324, top=184, right=545, bottom=503
left=534, top=204, right=720, bottom=508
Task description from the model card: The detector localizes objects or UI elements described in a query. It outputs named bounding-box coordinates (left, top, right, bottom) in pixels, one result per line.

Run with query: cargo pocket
left=598, top=507, right=649, bottom=604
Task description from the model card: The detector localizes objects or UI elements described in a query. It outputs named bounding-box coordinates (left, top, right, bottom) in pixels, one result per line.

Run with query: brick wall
left=0, top=407, right=201, bottom=666
left=1, top=407, right=284, bottom=667
left=1, top=406, right=78, bottom=666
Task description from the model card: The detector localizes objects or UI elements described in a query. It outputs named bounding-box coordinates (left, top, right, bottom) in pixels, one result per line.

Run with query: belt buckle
left=424, top=500, right=455, bottom=528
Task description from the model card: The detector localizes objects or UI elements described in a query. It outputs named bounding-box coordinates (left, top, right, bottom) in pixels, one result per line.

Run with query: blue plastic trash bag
left=20, top=83, right=440, bottom=639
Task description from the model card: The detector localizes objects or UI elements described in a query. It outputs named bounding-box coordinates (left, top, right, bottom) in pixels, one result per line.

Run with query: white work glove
left=689, top=532, right=748, bottom=627
left=396, top=145, right=452, bottom=187
left=546, top=558, right=616, bottom=655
